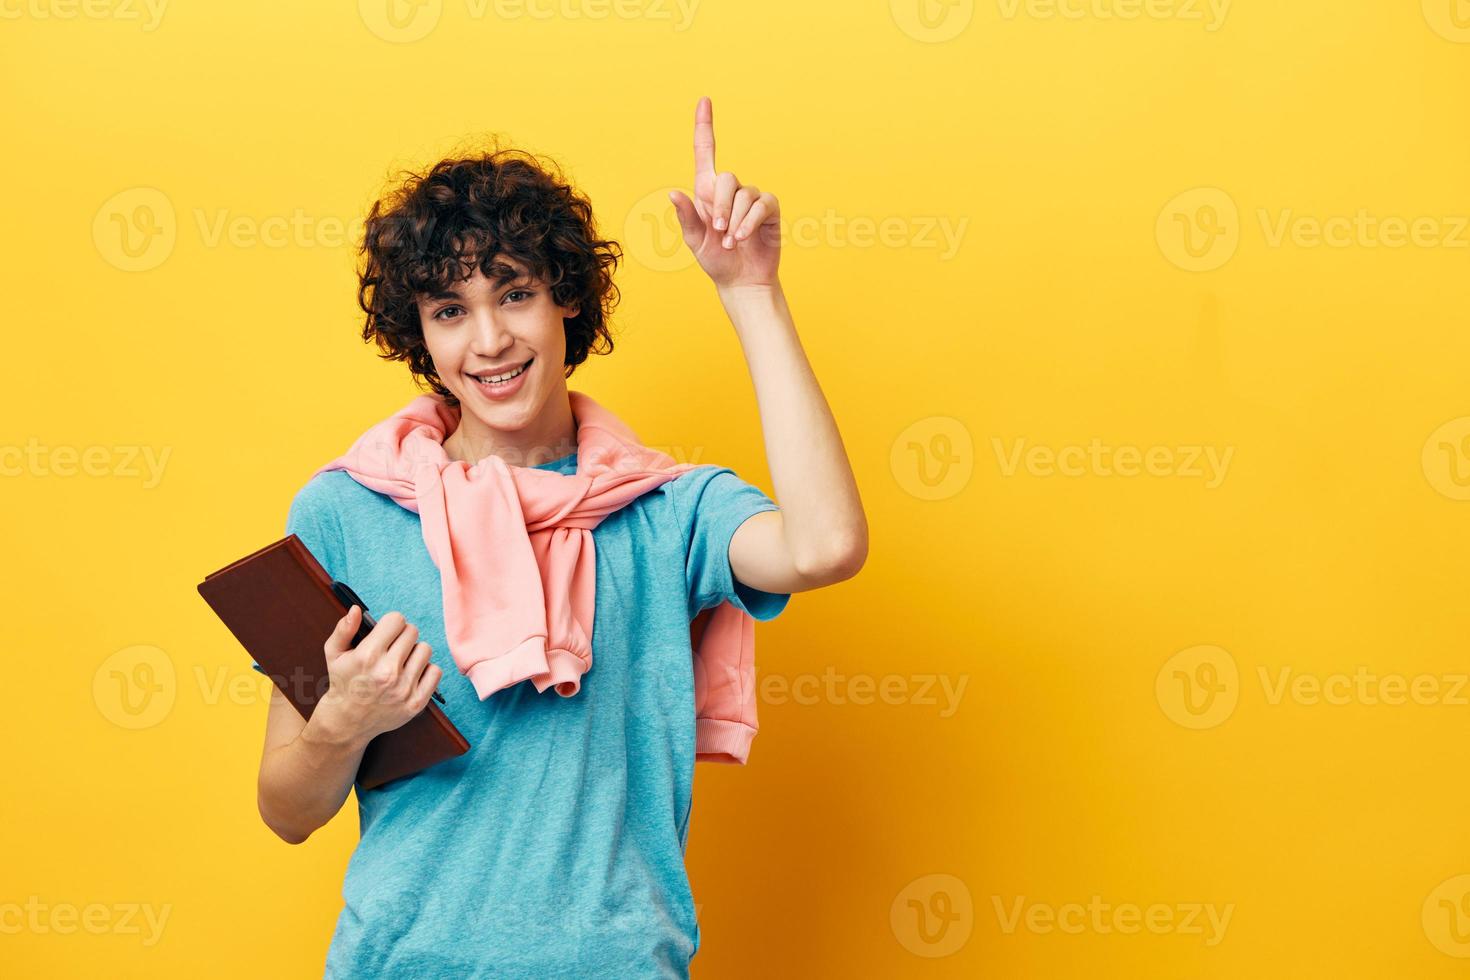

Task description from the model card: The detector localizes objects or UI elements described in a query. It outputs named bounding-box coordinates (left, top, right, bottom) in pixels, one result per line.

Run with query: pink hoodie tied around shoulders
left=312, top=389, right=766, bottom=765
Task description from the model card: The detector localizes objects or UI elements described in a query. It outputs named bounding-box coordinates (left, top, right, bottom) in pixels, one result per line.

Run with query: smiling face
left=418, top=255, right=582, bottom=466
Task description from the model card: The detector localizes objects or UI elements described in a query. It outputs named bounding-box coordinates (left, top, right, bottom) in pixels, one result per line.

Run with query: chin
left=459, top=389, right=537, bottom=427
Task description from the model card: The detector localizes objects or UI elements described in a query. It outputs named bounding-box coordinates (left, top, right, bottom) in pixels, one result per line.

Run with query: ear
left=564, top=304, right=580, bottom=320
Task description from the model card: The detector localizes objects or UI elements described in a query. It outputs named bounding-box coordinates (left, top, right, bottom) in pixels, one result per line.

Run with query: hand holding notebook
left=197, top=534, right=470, bottom=790
left=312, top=602, right=447, bottom=746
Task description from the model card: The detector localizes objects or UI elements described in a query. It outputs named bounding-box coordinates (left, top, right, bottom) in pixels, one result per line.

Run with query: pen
left=331, top=581, right=447, bottom=704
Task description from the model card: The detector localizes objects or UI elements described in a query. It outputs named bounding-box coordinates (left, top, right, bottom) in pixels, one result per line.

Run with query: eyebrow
left=424, top=264, right=534, bottom=301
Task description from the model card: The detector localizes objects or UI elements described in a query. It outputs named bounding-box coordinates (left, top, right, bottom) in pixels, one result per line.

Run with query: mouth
left=465, top=357, right=534, bottom=399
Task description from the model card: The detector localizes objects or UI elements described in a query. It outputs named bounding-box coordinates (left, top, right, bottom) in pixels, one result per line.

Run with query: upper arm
left=726, top=508, right=829, bottom=596
left=670, top=464, right=807, bottom=623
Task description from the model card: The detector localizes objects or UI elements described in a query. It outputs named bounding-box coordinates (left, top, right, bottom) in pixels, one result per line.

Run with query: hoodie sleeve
left=670, top=465, right=793, bottom=624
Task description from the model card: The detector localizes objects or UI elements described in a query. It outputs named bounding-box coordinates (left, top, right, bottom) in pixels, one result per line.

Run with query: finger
left=365, top=610, right=408, bottom=649
left=712, top=172, right=739, bottom=232
left=734, top=192, right=778, bottom=241
left=384, top=618, right=419, bottom=673
left=413, top=660, right=443, bottom=710
left=725, top=186, right=759, bottom=249
left=400, top=641, right=434, bottom=700
left=668, top=190, right=706, bottom=248
left=325, top=604, right=362, bottom=656
left=693, top=96, right=716, bottom=189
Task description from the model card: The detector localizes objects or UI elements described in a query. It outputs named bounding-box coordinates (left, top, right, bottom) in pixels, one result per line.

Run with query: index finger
left=693, top=96, right=716, bottom=182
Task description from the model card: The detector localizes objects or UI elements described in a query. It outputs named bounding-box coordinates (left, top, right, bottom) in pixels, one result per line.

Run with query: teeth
left=474, top=361, right=528, bottom=384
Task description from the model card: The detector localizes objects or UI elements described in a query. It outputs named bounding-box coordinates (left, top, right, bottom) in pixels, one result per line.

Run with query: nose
left=467, top=308, right=514, bottom=359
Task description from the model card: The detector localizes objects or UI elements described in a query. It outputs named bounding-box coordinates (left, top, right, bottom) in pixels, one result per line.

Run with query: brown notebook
left=198, top=534, right=470, bottom=790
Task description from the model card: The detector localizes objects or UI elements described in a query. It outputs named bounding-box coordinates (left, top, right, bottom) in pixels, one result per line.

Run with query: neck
left=444, top=394, right=579, bottom=468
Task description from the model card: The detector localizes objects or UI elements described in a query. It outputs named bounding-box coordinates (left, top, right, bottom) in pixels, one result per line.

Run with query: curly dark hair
left=356, top=140, right=622, bottom=407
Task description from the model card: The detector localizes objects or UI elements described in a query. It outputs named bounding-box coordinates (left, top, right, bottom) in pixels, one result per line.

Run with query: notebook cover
left=197, top=534, right=469, bottom=790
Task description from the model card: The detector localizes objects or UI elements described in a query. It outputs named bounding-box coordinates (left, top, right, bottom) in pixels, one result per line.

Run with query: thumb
left=667, top=190, right=705, bottom=248
left=326, top=604, right=361, bottom=656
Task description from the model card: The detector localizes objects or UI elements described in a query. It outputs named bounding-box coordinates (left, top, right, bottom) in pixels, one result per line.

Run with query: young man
left=256, top=97, right=867, bottom=977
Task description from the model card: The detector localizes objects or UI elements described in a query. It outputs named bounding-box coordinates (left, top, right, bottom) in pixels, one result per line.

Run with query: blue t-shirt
left=281, top=451, right=790, bottom=978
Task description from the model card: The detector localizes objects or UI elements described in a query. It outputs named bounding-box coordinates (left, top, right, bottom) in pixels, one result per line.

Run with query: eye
left=432, top=305, right=464, bottom=321
left=505, top=289, right=532, bottom=303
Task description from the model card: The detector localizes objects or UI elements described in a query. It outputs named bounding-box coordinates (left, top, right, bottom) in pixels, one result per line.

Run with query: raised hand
left=668, top=97, right=782, bottom=290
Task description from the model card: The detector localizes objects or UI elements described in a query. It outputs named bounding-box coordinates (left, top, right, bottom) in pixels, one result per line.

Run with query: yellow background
left=5, top=0, right=1470, bottom=976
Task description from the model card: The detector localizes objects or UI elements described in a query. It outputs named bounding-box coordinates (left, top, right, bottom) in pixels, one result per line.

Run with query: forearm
left=716, top=282, right=868, bottom=573
left=257, top=710, right=368, bottom=844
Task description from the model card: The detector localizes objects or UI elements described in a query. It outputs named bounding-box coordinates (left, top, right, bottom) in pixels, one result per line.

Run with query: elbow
left=258, top=787, right=312, bottom=846
left=797, top=529, right=868, bottom=585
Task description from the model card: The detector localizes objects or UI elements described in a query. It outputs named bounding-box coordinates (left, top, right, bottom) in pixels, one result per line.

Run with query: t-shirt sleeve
left=669, top=464, right=792, bottom=623
left=285, top=475, right=345, bottom=577
left=252, top=475, right=346, bottom=675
